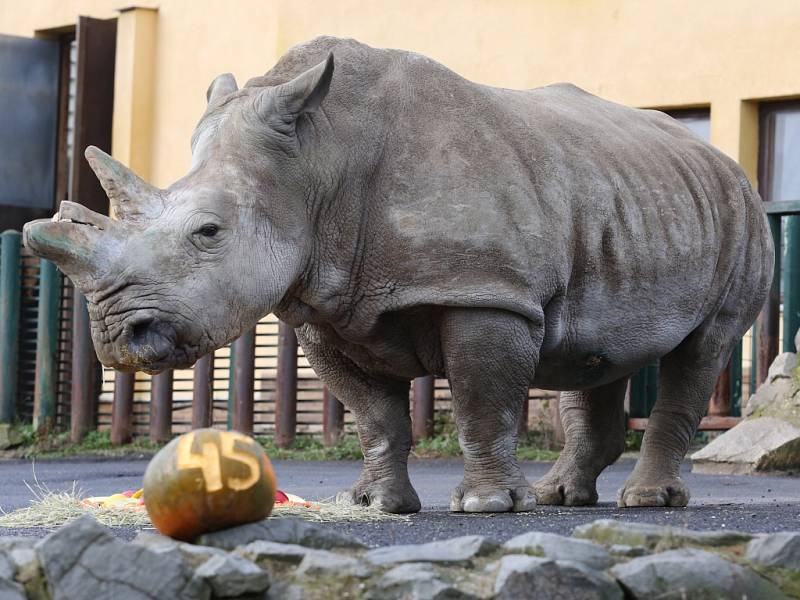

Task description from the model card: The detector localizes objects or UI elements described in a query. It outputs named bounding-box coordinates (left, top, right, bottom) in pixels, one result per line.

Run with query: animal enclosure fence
left=1, top=203, right=795, bottom=444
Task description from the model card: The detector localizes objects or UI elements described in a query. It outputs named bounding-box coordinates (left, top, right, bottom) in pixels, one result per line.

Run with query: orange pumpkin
left=143, top=428, right=277, bottom=541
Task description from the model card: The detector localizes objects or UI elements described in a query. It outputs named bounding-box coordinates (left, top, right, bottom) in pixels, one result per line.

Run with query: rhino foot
left=617, top=478, right=690, bottom=508
left=336, top=479, right=421, bottom=514
left=450, top=482, right=536, bottom=513
left=532, top=477, right=598, bottom=506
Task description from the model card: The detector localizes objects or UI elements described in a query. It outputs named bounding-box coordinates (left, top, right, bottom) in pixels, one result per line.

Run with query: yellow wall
left=2, top=0, right=800, bottom=187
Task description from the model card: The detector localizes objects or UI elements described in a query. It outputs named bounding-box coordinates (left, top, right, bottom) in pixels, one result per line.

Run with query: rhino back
left=252, top=38, right=770, bottom=381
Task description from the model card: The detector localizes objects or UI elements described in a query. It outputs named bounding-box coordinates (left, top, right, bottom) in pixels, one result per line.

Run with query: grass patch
left=4, top=429, right=162, bottom=460
left=256, top=435, right=364, bottom=461
left=6, top=414, right=561, bottom=462
left=411, top=412, right=561, bottom=461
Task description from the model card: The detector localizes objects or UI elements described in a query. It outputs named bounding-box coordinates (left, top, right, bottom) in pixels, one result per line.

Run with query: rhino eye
left=197, top=224, right=219, bottom=237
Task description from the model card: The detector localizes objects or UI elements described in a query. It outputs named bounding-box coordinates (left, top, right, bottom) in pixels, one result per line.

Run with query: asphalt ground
left=1, top=457, right=798, bottom=546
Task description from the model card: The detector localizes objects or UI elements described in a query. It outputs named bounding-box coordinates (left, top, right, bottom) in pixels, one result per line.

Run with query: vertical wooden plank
left=709, top=359, right=732, bottom=417
left=150, top=370, right=173, bottom=443
left=412, top=376, right=435, bottom=441
left=111, top=371, right=134, bottom=444
left=758, top=214, right=781, bottom=384
left=70, top=290, right=95, bottom=441
left=552, top=392, right=565, bottom=447
left=275, top=321, right=298, bottom=448
left=322, top=386, right=344, bottom=446
left=517, top=396, right=529, bottom=437
left=232, top=330, right=255, bottom=435
left=226, top=342, right=235, bottom=430
left=0, top=230, right=22, bottom=423
left=33, top=259, right=60, bottom=432
left=750, top=323, right=758, bottom=396
left=192, top=353, right=214, bottom=429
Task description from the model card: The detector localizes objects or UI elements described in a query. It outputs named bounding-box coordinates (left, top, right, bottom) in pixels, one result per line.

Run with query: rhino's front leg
left=295, top=326, right=421, bottom=513
left=440, top=308, right=540, bottom=513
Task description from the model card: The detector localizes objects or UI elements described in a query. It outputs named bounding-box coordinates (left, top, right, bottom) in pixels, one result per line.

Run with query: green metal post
left=33, top=260, right=61, bottom=431
left=730, top=340, right=742, bottom=417
left=758, top=214, right=782, bottom=385
left=645, top=360, right=659, bottom=414
left=0, top=231, right=22, bottom=423
left=783, top=216, right=800, bottom=352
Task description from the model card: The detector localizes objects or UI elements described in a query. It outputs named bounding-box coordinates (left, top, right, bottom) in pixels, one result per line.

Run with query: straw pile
left=0, top=481, right=408, bottom=530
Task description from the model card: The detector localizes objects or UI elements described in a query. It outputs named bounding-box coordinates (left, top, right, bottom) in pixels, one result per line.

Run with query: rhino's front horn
left=23, top=201, right=122, bottom=292
left=84, top=146, right=164, bottom=221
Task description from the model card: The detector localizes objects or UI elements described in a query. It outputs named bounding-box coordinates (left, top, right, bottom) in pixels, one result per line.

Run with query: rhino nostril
left=125, top=318, right=172, bottom=364
left=130, top=319, right=154, bottom=345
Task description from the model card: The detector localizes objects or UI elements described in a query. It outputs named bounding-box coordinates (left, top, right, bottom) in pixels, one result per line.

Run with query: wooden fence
left=2, top=199, right=796, bottom=444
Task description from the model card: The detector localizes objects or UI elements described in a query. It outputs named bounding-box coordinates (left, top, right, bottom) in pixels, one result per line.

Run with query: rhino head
left=23, top=55, right=334, bottom=373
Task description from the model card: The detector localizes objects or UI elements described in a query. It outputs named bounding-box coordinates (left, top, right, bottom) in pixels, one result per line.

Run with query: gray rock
left=493, top=554, right=623, bottom=600
left=235, top=540, right=315, bottom=565
left=195, top=553, right=270, bottom=598
left=35, top=515, right=209, bottom=599
left=611, top=548, right=788, bottom=599
left=0, top=552, right=13, bottom=579
left=746, top=532, right=800, bottom=570
left=691, top=417, right=800, bottom=474
left=743, top=351, right=800, bottom=427
left=573, top=519, right=752, bottom=550
left=133, top=531, right=225, bottom=568
left=0, top=577, right=26, bottom=600
left=365, top=535, right=499, bottom=566
left=0, top=424, right=22, bottom=450
left=196, top=517, right=365, bottom=550
left=768, top=352, right=798, bottom=382
left=132, top=531, right=180, bottom=553
left=368, top=562, right=475, bottom=600
left=296, top=549, right=372, bottom=578
left=608, top=544, right=648, bottom=557
left=266, top=580, right=309, bottom=600
left=504, top=530, right=614, bottom=570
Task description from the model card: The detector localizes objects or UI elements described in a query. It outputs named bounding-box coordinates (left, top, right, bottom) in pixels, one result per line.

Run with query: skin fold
left=23, top=37, right=773, bottom=513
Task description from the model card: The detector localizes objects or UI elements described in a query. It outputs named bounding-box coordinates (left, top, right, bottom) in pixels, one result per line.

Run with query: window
left=664, top=108, right=711, bottom=143
left=759, top=101, right=800, bottom=202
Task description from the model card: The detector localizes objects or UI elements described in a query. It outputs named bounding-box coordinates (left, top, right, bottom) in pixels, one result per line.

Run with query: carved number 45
left=176, top=431, right=261, bottom=493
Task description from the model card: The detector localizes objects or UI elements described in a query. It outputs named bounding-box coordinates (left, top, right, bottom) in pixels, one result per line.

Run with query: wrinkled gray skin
left=24, top=37, right=773, bottom=513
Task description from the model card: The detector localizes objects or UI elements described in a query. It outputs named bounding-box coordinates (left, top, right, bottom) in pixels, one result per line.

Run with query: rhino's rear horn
left=84, top=146, right=164, bottom=221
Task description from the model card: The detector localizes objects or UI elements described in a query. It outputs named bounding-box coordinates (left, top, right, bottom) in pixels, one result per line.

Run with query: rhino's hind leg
left=533, top=378, right=628, bottom=506
left=441, top=308, right=540, bottom=513
left=618, top=326, right=733, bottom=508
left=295, top=327, right=421, bottom=513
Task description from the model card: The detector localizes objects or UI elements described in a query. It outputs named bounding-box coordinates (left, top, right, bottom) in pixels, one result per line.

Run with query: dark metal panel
left=69, top=16, right=116, bottom=215
left=68, top=16, right=117, bottom=440
left=0, top=34, right=59, bottom=228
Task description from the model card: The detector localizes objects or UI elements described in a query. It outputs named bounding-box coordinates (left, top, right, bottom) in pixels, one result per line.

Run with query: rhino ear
left=206, top=73, right=238, bottom=104
left=257, top=53, right=334, bottom=132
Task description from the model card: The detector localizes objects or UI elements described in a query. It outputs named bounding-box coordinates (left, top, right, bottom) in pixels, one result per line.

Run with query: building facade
left=1, top=1, right=798, bottom=437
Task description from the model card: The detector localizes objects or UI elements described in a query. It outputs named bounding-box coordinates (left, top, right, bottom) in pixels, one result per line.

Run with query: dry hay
left=0, top=474, right=408, bottom=530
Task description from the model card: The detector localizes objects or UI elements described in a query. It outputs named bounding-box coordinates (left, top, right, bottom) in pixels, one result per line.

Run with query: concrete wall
left=2, top=0, right=799, bottom=186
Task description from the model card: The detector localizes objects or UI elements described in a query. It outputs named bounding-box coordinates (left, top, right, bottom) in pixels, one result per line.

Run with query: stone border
left=1, top=516, right=798, bottom=598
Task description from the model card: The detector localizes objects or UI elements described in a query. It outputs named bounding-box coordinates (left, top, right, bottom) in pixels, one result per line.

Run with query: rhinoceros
left=24, top=36, right=772, bottom=513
